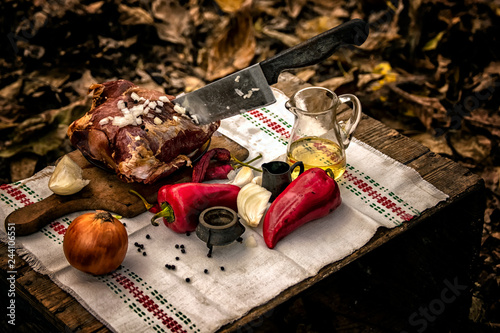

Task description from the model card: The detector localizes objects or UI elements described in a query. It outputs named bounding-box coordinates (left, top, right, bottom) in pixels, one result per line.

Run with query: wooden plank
left=354, top=115, right=430, bottom=165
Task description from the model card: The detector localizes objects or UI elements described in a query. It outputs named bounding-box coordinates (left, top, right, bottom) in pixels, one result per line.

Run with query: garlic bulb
left=228, top=166, right=254, bottom=187
left=49, top=155, right=90, bottom=195
left=237, top=183, right=271, bottom=227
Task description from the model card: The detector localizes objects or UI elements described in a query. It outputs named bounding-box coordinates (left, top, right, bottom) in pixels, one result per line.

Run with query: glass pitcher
left=285, top=86, right=362, bottom=180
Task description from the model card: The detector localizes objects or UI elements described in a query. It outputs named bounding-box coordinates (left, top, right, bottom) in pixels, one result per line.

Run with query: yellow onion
left=63, top=210, right=128, bottom=275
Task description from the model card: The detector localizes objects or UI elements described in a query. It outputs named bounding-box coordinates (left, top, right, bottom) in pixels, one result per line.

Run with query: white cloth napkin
left=0, top=89, right=448, bottom=333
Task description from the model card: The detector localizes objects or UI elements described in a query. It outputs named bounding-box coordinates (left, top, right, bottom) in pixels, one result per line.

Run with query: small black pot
left=196, top=206, right=245, bottom=256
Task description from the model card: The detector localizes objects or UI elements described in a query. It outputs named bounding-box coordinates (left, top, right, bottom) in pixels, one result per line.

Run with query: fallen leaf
left=84, top=1, right=104, bottom=14
left=0, top=98, right=91, bottom=158
left=10, top=155, right=38, bottom=182
left=409, top=132, right=453, bottom=156
left=296, top=16, right=342, bottom=41
left=118, top=4, right=154, bottom=25
left=449, top=133, right=492, bottom=163
left=214, top=0, right=252, bottom=13
left=465, top=108, right=500, bottom=138
left=0, top=79, right=22, bottom=100
left=262, top=26, right=301, bottom=47
left=362, top=0, right=404, bottom=52
left=295, top=69, right=316, bottom=82
left=184, top=76, right=205, bottom=92
left=153, top=0, right=191, bottom=45
left=357, top=73, right=384, bottom=90
left=286, top=0, right=307, bottom=18
left=422, top=30, right=446, bottom=51
left=206, top=12, right=256, bottom=81
left=370, top=62, right=398, bottom=91
left=388, top=83, right=448, bottom=130
left=64, top=70, right=97, bottom=97
left=98, top=35, right=138, bottom=52
left=481, top=167, right=500, bottom=193
left=317, top=69, right=355, bottom=92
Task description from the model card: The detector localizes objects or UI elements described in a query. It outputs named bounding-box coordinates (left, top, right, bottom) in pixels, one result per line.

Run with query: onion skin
left=63, top=210, right=128, bottom=275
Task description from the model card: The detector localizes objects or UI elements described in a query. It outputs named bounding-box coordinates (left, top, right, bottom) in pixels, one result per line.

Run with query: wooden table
left=0, top=75, right=485, bottom=332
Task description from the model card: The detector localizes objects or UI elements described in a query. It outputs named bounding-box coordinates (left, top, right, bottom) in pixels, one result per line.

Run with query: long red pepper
left=152, top=183, right=240, bottom=233
left=263, top=168, right=342, bottom=249
left=192, top=148, right=232, bottom=182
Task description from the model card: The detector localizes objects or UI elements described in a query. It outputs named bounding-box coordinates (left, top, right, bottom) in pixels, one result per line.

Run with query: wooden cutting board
left=5, top=132, right=249, bottom=236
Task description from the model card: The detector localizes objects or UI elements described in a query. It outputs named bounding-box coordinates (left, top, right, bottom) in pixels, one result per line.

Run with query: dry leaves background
left=1, top=0, right=499, bottom=330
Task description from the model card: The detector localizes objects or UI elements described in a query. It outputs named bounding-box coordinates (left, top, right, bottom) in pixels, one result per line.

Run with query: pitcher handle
left=290, top=161, right=304, bottom=177
left=338, top=94, right=362, bottom=148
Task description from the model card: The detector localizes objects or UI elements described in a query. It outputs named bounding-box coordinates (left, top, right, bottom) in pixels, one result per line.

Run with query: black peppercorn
left=180, top=244, right=185, bottom=249
left=204, top=269, right=209, bottom=274
left=181, top=249, right=186, bottom=254
left=186, top=232, right=191, bottom=236
left=143, top=252, right=147, bottom=256
left=175, top=244, right=179, bottom=249
left=220, top=266, right=225, bottom=271
left=185, top=278, right=191, bottom=283
left=175, top=257, right=180, bottom=261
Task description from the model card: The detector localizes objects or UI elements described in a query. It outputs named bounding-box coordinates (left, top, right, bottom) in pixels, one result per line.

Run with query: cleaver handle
left=260, top=19, right=369, bottom=84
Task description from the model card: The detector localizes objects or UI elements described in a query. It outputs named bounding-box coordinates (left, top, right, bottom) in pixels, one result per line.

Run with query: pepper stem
left=231, top=154, right=262, bottom=172
left=325, top=168, right=335, bottom=179
left=129, top=189, right=153, bottom=210
left=151, top=202, right=175, bottom=226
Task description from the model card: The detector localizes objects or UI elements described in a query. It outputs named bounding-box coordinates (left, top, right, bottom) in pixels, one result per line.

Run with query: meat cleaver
left=174, top=19, right=369, bottom=125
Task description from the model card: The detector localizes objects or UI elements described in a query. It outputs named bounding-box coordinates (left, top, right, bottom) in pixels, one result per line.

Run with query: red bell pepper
left=152, top=183, right=240, bottom=233
left=263, top=168, right=342, bottom=249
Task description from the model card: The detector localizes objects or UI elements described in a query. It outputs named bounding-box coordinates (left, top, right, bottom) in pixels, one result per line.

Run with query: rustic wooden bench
left=0, top=75, right=484, bottom=332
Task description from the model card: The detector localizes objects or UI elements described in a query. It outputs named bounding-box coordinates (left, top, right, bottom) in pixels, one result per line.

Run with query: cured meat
left=68, top=80, right=220, bottom=184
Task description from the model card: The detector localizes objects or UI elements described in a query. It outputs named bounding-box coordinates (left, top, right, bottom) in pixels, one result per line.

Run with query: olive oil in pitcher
left=286, top=137, right=346, bottom=180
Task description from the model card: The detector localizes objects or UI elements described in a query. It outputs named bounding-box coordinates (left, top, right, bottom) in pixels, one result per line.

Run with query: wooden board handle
left=4, top=191, right=150, bottom=236
left=5, top=195, right=86, bottom=236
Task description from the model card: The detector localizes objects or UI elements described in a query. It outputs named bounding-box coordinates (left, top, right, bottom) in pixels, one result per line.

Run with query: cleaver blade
left=173, top=64, right=275, bottom=125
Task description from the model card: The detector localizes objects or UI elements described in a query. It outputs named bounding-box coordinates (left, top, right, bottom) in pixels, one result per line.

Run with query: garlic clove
left=237, top=183, right=271, bottom=227
left=228, top=166, right=254, bottom=187
left=251, top=176, right=262, bottom=186
left=244, top=234, right=258, bottom=248
left=49, top=155, right=90, bottom=195
left=226, top=169, right=237, bottom=181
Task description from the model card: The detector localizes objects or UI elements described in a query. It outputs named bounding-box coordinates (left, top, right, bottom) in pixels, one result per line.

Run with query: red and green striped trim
left=100, top=267, right=199, bottom=332
left=339, top=164, right=419, bottom=226
left=244, top=107, right=292, bottom=146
